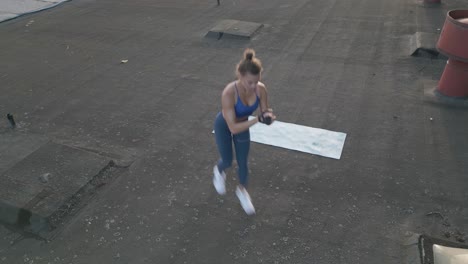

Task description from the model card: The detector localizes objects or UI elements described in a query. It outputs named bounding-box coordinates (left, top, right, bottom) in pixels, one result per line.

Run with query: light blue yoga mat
left=214, top=117, right=347, bottom=160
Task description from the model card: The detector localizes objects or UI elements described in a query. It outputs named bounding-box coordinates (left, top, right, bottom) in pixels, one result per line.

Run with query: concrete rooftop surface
left=1, top=0, right=468, bottom=263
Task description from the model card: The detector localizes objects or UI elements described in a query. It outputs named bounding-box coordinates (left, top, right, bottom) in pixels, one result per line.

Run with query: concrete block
left=409, top=32, right=445, bottom=59
left=206, top=19, right=263, bottom=39
left=0, top=132, right=49, bottom=176
left=419, top=0, right=442, bottom=7
left=0, top=142, right=112, bottom=235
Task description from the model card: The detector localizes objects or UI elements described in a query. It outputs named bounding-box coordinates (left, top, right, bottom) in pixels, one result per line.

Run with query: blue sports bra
left=234, top=82, right=260, bottom=118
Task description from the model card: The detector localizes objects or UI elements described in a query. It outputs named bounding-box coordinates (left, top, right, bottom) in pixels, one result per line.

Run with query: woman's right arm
left=221, top=86, right=259, bottom=135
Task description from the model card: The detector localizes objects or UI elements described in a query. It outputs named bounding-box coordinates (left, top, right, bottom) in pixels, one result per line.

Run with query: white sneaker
left=236, top=187, right=256, bottom=215
left=213, top=165, right=226, bottom=195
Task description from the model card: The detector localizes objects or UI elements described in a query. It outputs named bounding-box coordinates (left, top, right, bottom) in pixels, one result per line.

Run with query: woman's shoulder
left=222, top=81, right=236, bottom=97
left=256, top=81, right=267, bottom=95
left=226, top=81, right=237, bottom=90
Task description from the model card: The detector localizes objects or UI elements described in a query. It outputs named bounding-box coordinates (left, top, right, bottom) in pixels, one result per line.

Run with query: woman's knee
left=235, top=130, right=250, bottom=142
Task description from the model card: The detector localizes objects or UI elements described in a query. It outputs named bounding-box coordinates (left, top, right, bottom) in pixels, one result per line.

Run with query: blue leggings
left=214, top=112, right=250, bottom=186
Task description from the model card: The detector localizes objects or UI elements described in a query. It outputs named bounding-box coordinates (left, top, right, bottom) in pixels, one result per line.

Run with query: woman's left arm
left=258, top=82, right=270, bottom=112
left=257, top=82, right=276, bottom=122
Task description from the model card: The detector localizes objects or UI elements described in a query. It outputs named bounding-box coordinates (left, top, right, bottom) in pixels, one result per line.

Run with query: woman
left=213, top=48, right=276, bottom=215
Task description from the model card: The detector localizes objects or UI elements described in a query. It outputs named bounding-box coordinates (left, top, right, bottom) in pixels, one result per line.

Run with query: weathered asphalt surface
left=1, top=0, right=468, bottom=263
